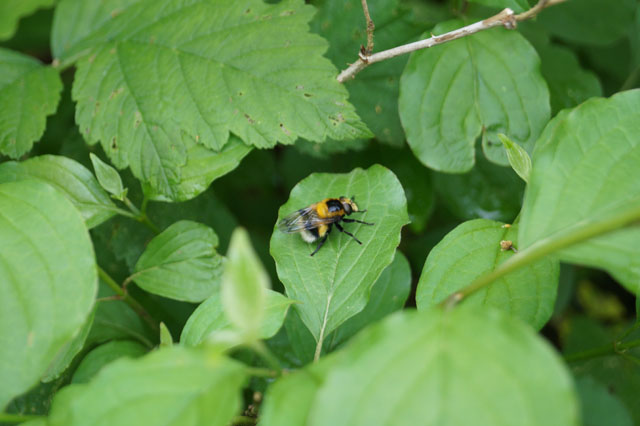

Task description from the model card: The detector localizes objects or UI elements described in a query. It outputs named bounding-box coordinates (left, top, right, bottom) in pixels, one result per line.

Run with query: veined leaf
left=499, top=133, right=531, bottom=183
left=0, top=181, right=97, bottom=409
left=519, top=90, right=640, bottom=294
left=72, top=340, right=148, bottom=384
left=0, top=0, right=54, bottom=40
left=48, top=347, right=247, bottom=426
left=416, top=219, right=559, bottom=329
left=270, top=165, right=408, bottom=349
left=133, top=221, right=223, bottom=303
left=90, top=153, right=126, bottom=201
left=399, top=20, right=549, bottom=172
left=0, top=155, right=117, bottom=228
left=69, top=0, right=370, bottom=197
left=0, top=48, right=62, bottom=158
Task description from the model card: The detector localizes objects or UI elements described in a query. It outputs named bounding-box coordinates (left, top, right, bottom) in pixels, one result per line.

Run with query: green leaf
left=69, top=0, right=370, bottom=197
left=222, top=227, right=271, bottom=337
left=181, top=289, right=294, bottom=347
left=328, top=251, right=411, bottom=349
left=576, top=376, right=633, bottom=426
left=519, top=90, right=640, bottom=294
left=0, top=155, right=118, bottom=228
left=537, top=0, right=637, bottom=46
left=467, top=0, right=528, bottom=13
left=0, top=0, right=54, bottom=40
left=270, top=165, right=408, bottom=348
left=416, top=219, right=559, bottom=329
left=48, top=347, right=247, bottom=426
left=132, top=220, right=223, bottom=303
left=399, top=21, right=550, bottom=172
left=71, top=340, right=148, bottom=384
left=89, top=153, right=126, bottom=200
left=264, top=307, right=580, bottom=426
left=499, top=133, right=531, bottom=183
left=0, top=48, right=62, bottom=158
left=311, top=0, right=422, bottom=146
left=159, top=323, right=173, bottom=347
left=0, top=180, right=97, bottom=409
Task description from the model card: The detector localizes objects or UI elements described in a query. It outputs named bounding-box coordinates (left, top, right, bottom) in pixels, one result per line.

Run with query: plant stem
left=564, top=338, right=640, bottom=363
left=337, top=0, right=566, bottom=82
left=122, top=196, right=160, bottom=234
left=249, top=341, right=282, bottom=376
left=0, top=413, right=43, bottom=423
left=441, top=204, right=640, bottom=308
left=360, top=0, right=375, bottom=54
left=97, top=266, right=159, bottom=332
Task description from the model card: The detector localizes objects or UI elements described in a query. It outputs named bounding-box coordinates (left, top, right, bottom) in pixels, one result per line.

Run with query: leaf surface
left=72, top=340, right=148, bottom=384
left=0, top=0, right=54, bottom=40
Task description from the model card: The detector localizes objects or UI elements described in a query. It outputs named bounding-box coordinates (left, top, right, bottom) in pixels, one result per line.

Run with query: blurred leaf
left=576, top=280, right=626, bottom=322
left=270, top=165, right=408, bottom=348
left=3, top=375, right=67, bottom=419
left=399, top=21, right=549, bottom=171
left=48, top=347, right=247, bottom=426
left=0, top=181, right=96, bottom=409
left=499, top=133, right=531, bottom=183
left=71, top=340, right=148, bottom=384
left=159, top=323, right=173, bottom=347
left=222, top=227, right=271, bottom=338
left=0, top=48, right=62, bottom=158
left=311, top=0, right=422, bottom=146
left=519, top=90, right=640, bottom=294
left=537, top=0, right=636, bottom=46
left=0, top=0, right=54, bottom=40
left=467, top=0, right=528, bottom=12
left=181, top=289, right=294, bottom=347
left=90, top=153, right=126, bottom=201
left=282, top=308, right=317, bottom=366
left=417, top=219, right=559, bottom=329
left=69, top=0, right=369, bottom=198
left=0, top=155, right=117, bottom=228
left=575, top=376, right=633, bottom=426
left=133, top=221, right=223, bottom=303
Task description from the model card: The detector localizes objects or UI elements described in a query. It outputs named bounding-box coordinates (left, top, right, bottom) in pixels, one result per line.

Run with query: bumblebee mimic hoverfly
left=277, top=196, right=374, bottom=256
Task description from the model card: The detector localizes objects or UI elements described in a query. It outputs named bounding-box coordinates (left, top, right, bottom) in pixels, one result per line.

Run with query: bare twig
left=337, top=0, right=566, bottom=83
left=360, top=0, right=375, bottom=54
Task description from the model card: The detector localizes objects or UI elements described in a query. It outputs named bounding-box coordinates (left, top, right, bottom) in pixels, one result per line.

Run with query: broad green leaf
left=0, top=48, right=62, bottom=158
left=328, top=251, right=411, bottom=349
left=133, top=220, right=223, bottom=303
left=159, top=323, right=173, bottom=347
left=70, top=0, right=370, bottom=197
left=499, top=133, right=531, bottom=183
left=90, top=153, right=126, bottom=200
left=71, top=340, right=148, bottom=384
left=0, top=155, right=117, bottom=228
left=0, top=0, right=54, bottom=40
left=48, top=347, right=247, bottom=426
left=576, top=377, right=633, bottom=426
left=0, top=180, right=97, bottom=409
left=270, top=165, right=408, bottom=347
left=282, top=308, right=317, bottom=366
left=519, top=90, right=640, bottom=294
left=222, top=228, right=270, bottom=337
left=181, top=289, right=294, bottom=347
left=416, top=219, right=559, bottom=329
left=399, top=21, right=550, bottom=172
left=468, top=0, right=528, bottom=13
left=311, top=0, right=422, bottom=146
left=265, top=307, right=579, bottom=426
left=538, top=0, right=637, bottom=46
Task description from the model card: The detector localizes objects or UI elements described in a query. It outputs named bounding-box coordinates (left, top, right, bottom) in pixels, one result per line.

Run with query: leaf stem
left=360, top=0, right=375, bottom=54
left=564, top=338, right=640, bottom=363
left=97, top=266, right=159, bottom=332
left=0, top=413, right=43, bottom=423
left=121, top=196, right=160, bottom=234
left=337, top=0, right=566, bottom=82
left=440, top=205, right=640, bottom=308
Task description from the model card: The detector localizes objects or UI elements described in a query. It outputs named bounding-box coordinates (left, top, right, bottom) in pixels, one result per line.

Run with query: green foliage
left=89, top=153, right=126, bottom=201
left=71, top=340, right=148, bottom=384
left=499, top=133, right=531, bottom=182
left=0, top=0, right=54, bottom=40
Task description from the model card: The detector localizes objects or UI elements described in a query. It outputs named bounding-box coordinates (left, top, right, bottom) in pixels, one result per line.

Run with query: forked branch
left=337, top=0, right=565, bottom=83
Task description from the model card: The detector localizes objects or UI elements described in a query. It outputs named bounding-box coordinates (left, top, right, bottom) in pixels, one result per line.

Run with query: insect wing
left=277, top=206, right=336, bottom=233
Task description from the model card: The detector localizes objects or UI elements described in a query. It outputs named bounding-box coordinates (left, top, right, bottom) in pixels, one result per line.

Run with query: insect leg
left=310, top=234, right=328, bottom=256
left=342, top=218, right=375, bottom=226
left=352, top=209, right=367, bottom=213
left=335, top=222, right=362, bottom=244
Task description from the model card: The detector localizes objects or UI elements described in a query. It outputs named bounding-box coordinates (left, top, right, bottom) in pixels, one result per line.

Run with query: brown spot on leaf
left=280, top=10, right=295, bottom=16
left=375, top=105, right=382, bottom=114
left=244, top=113, right=256, bottom=124
left=304, top=93, right=312, bottom=98
left=280, top=123, right=291, bottom=136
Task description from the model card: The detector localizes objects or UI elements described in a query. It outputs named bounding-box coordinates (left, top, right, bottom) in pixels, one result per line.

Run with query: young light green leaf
left=498, top=133, right=532, bottom=183
left=48, top=347, right=247, bottom=426
left=416, top=219, right=559, bottom=329
left=270, top=165, right=409, bottom=349
left=181, top=289, right=294, bottom=347
left=0, top=0, right=54, bottom=40
left=0, top=180, right=97, bottom=409
left=72, top=340, right=148, bottom=384
left=70, top=0, right=370, bottom=197
left=132, top=220, right=223, bottom=303
left=89, top=153, right=126, bottom=201
left=519, top=90, right=640, bottom=294
left=468, top=0, right=528, bottom=13
left=0, top=48, right=62, bottom=158
left=576, top=377, right=633, bottom=426
left=159, top=323, right=173, bottom=347
left=0, top=155, right=118, bottom=228
left=311, top=0, right=423, bottom=146
left=222, top=227, right=271, bottom=338
left=328, top=251, right=411, bottom=349
left=399, top=21, right=550, bottom=172
left=264, top=307, right=579, bottom=426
